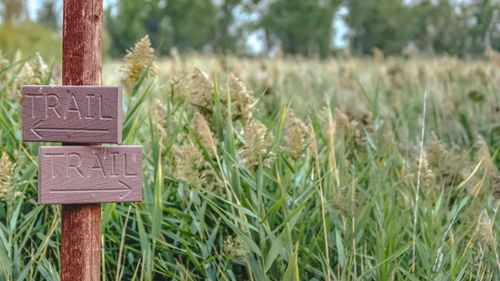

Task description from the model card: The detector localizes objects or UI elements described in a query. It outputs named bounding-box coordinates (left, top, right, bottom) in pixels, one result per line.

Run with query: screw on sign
left=19, top=1, right=143, bottom=280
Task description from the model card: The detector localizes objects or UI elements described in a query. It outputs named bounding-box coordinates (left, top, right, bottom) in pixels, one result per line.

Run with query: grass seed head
left=187, top=68, right=214, bottom=120
left=485, top=46, right=500, bottom=66
left=426, top=132, right=448, bottom=169
left=478, top=212, right=496, bottom=248
left=239, top=119, right=275, bottom=170
left=31, top=53, right=48, bottom=82
left=172, top=141, right=206, bottom=187
left=491, top=175, right=500, bottom=200
left=191, top=111, right=217, bottom=156
left=334, top=109, right=360, bottom=142
left=223, top=236, right=246, bottom=261
left=0, top=153, right=20, bottom=202
left=0, top=50, right=9, bottom=82
left=12, top=54, right=48, bottom=101
left=168, top=71, right=190, bottom=104
left=284, top=110, right=308, bottom=161
left=475, top=136, right=496, bottom=176
left=120, top=35, right=157, bottom=89
left=152, top=98, right=167, bottom=141
left=225, top=73, right=254, bottom=123
left=171, top=141, right=223, bottom=194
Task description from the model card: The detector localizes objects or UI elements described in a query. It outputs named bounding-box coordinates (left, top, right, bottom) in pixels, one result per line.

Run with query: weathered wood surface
left=63, top=1, right=102, bottom=86
left=22, top=85, right=122, bottom=143
left=61, top=204, right=101, bottom=281
left=39, top=146, right=142, bottom=204
left=61, top=1, right=103, bottom=280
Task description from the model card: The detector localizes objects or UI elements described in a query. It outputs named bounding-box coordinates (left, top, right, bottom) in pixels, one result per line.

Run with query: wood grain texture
left=22, top=85, right=122, bottom=143
left=61, top=1, right=103, bottom=281
left=63, top=0, right=102, bottom=86
left=39, top=146, right=143, bottom=204
left=61, top=204, right=101, bottom=281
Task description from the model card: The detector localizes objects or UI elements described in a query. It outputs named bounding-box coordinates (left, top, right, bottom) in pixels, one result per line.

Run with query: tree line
left=1, top=0, right=499, bottom=57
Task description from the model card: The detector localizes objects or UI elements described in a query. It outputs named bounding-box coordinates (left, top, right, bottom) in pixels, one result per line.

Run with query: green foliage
left=344, top=0, right=500, bottom=56
left=1, top=49, right=500, bottom=280
left=37, top=0, right=59, bottom=31
left=345, top=0, right=412, bottom=55
left=259, top=0, right=341, bottom=57
left=105, top=0, right=241, bottom=57
left=0, top=22, right=61, bottom=61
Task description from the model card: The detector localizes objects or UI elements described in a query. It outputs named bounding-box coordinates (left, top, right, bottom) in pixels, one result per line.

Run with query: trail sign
left=18, top=1, right=144, bottom=279
left=38, top=146, right=142, bottom=204
left=22, top=85, right=122, bottom=143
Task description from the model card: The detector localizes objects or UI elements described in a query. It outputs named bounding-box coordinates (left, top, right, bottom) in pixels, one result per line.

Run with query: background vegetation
left=1, top=0, right=499, bottom=58
left=1, top=35, right=500, bottom=280
left=1, top=0, right=500, bottom=280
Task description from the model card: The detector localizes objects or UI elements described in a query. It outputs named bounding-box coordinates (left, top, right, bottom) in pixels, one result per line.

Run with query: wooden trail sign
left=16, top=0, right=141, bottom=280
left=22, top=85, right=122, bottom=143
left=38, top=146, right=142, bottom=204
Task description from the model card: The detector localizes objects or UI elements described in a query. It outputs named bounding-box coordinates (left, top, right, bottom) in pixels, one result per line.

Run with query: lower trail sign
left=38, top=146, right=142, bottom=204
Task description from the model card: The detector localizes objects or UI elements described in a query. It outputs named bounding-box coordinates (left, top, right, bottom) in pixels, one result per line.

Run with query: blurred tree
left=462, top=0, right=500, bottom=55
left=213, top=0, right=242, bottom=53
left=105, top=0, right=241, bottom=56
left=259, top=0, right=341, bottom=57
left=344, top=0, right=412, bottom=55
left=0, top=0, right=28, bottom=24
left=344, top=0, right=500, bottom=56
left=409, top=0, right=466, bottom=55
left=0, top=22, right=61, bottom=60
left=37, top=0, right=59, bottom=30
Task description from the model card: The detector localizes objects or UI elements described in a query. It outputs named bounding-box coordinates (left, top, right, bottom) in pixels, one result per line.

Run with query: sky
left=27, top=0, right=349, bottom=51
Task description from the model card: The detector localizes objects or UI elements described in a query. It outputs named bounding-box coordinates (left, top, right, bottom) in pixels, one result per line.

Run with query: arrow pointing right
left=50, top=180, right=133, bottom=199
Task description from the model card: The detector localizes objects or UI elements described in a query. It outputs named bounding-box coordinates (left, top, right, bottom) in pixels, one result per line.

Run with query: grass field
left=1, top=39, right=500, bottom=280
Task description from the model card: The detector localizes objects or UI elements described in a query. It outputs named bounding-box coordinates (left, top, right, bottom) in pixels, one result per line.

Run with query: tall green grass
left=0, top=47, right=499, bottom=281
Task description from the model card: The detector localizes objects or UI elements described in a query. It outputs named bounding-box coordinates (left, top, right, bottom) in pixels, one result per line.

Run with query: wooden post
left=61, top=1, right=103, bottom=280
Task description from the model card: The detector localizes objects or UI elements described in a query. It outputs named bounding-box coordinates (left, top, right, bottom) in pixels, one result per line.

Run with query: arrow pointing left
left=31, top=120, right=109, bottom=139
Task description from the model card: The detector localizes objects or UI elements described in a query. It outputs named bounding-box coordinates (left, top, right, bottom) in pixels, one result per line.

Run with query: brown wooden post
left=61, top=1, right=103, bottom=280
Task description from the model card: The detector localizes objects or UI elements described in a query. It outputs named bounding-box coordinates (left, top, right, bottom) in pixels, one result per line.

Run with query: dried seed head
left=475, top=136, right=496, bottom=176
left=31, top=53, right=48, bottom=83
left=239, top=119, right=275, bottom=170
left=152, top=98, right=167, bottom=141
left=169, top=47, right=182, bottom=73
left=223, top=236, right=246, bottom=261
left=485, top=46, right=500, bottom=67
left=186, top=68, right=214, bottom=120
left=171, top=141, right=223, bottom=194
left=0, top=153, right=20, bottom=202
left=420, top=155, right=436, bottom=189
left=172, top=142, right=206, bottom=187
left=334, top=109, right=360, bottom=140
left=425, top=132, right=447, bottom=169
left=0, top=50, right=9, bottom=82
left=120, top=35, right=157, bottom=89
left=478, top=212, right=496, bottom=247
left=191, top=111, right=217, bottom=156
left=372, top=47, right=384, bottom=63
left=284, top=111, right=308, bottom=161
left=13, top=54, right=50, bottom=102
left=168, top=71, right=189, bottom=105
left=492, top=176, right=500, bottom=201
left=225, top=73, right=254, bottom=123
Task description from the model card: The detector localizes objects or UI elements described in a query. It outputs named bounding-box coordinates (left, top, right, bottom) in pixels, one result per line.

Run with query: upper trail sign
left=22, top=85, right=122, bottom=143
